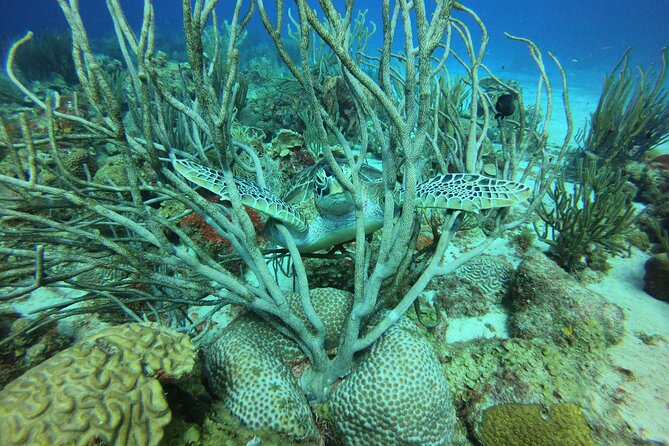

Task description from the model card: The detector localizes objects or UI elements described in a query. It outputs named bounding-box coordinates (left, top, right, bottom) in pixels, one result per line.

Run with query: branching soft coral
left=581, top=48, right=669, bottom=165
left=535, top=160, right=637, bottom=272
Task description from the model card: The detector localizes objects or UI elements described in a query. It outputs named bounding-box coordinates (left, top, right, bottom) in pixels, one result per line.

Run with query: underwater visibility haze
left=0, top=1, right=668, bottom=445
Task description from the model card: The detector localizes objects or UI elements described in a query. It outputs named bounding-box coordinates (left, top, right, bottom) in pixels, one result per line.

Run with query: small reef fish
left=494, top=93, right=516, bottom=119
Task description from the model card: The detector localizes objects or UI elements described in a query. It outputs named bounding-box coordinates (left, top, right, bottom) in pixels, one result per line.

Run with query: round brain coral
left=329, top=317, right=457, bottom=446
left=205, top=325, right=320, bottom=442
left=0, top=322, right=196, bottom=446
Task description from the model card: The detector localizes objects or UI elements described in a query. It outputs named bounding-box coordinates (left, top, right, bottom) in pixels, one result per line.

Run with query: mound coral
left=205, top=324, right=320, bottom=442
left=203, top=288, right=353, bottom=441
left=329, top=317, right=457, bottom=446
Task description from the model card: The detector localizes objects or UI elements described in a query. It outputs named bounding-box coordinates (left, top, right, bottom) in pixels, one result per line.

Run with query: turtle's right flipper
left=173, top=159, right=307, bottom=232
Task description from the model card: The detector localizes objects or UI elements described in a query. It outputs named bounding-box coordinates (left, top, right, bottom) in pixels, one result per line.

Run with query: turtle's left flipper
left=401, top=174, right=531, bottom=213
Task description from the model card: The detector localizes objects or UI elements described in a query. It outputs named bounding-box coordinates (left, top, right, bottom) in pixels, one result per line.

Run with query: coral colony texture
left=0, top=1, right=668, bottom=446
left=0, top=323, right=197, bottom=446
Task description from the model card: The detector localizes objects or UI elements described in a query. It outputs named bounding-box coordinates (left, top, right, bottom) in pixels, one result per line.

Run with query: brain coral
left=479, top=402, right=595, bottom=446
left=329, top=317, right=456, bottom=446
left=454, top=254, right=514, bottom=295
left=0, top=322, right=196, bottom=446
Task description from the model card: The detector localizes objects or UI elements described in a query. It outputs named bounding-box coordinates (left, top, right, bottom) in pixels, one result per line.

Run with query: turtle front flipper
left=402, top=173, right=531, bottom=213
left=173, top=159, right=308, bottom=232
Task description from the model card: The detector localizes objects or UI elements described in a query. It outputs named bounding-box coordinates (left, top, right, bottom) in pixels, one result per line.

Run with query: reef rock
left=507, top=252, right=624, bottom=351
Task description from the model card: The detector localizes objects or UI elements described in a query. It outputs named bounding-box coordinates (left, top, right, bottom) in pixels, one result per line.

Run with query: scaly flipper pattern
left=173, top=159, right=308, bottom=233
left=398, top=173, right=531, bottom=213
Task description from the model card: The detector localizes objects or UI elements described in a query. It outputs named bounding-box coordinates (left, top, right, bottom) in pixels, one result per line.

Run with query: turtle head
left=313, top=164, right=354, bottom=216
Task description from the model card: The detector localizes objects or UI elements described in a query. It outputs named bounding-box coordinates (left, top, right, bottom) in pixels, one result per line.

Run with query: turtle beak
left=316, top=177, right=354, bottom=216
left=327, top=177, right=346, bottom=196
left=317, top=193, right=354, bottom=216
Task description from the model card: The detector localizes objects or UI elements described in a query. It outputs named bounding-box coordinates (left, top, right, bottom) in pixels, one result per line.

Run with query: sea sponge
left=329, top=317, right=457, bottom=446
left=479, top=402, right=595, bottom=446
left=0, top=322, right=196, bottom=446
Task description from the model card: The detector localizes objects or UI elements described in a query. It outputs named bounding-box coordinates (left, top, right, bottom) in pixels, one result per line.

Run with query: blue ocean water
left=1, top=0, right=667, bottom=83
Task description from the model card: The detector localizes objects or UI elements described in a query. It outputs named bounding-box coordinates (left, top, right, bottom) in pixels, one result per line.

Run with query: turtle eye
left=314, top=169, right=329, bottom=199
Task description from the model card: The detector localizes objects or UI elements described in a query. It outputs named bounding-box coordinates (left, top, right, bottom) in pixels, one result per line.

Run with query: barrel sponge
left=205, top=328, right=320, bottom=441
left=479, top=403, right=595, bottom=446
left=0, top=322, right=196, bottom=446
left=329, top=317, right=457, bottom=446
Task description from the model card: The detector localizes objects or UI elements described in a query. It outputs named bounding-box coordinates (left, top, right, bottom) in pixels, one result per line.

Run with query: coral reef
left=204, top=323, right=320, bottom=442
left=431, top=254, right=515, bottom=317
left=627, top=162, right=669, bottom=244
left=204, top=290, right=459, bottom=445
left=0, top=2, right=585, bottom=445
left=285, top=288, right=354, bottom=351
left=478, top=402, right=595, bottom=446
left=203, top=288, right=353, bottom=441
left=93, top=155, right=158, bottom=189
left=0, top=309, right=70, bottom=389
left=437, top=326, right=632, bottom=444
left=330, top=317, right=457, bottom=446
left=177, top=195, right=265, bottom=265
left=455, top=254, right=514, bottom=296
left=303, top=255, right=357, bottom=292
left=243, top=77, right=308, bottom=139
left=59, top=147, right=98, bottom=179
left=428, top=255, right=514, bottom=317
left=441, top=337, right=597, bottom=423
left=0, top=322, right=196, bottom=446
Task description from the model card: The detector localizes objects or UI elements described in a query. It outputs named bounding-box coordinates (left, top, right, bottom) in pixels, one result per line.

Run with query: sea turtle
left=173, top=158, right=531, bottom=253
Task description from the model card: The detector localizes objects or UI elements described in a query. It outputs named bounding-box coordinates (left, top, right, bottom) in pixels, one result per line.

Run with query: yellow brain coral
left=0, top=322, right=196, bottom=446
left=480, top=402, right=595, bottom=446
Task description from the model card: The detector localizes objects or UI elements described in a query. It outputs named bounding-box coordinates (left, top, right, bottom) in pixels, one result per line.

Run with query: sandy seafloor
left=7, top=67, right=669, bottom=444
left=445, top=241, right=669, bottom=444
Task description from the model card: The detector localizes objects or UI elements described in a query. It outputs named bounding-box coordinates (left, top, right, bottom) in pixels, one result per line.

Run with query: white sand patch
left=446, top=311, right=508, bottom=344
left=8, top=285, right=111, bottom=341
left=588, top=250, right=669, bottom=444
